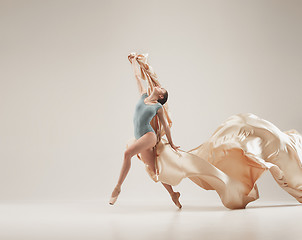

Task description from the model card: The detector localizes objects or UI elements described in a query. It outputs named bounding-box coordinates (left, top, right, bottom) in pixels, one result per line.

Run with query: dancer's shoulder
left=156, top=104, right=163, bottom=113
left=140, top=91, right=148, bottom=98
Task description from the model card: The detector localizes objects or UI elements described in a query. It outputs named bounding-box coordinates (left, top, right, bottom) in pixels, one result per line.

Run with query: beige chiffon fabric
left=127, top=53, right=302, bottom=209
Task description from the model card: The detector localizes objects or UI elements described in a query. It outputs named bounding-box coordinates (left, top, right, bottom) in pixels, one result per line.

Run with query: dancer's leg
left=140, top=147, right=182, bottom=208
left=111, top=132, right=157, bottom=198
left=161, top=182, right=174, bottom=195
left=161, top=182, right=182, bottom=209
left=140, top=147, right=156, bottom=173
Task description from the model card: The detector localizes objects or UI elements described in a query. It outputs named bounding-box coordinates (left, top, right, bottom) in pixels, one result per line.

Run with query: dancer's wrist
left=170, top=142, right=181, bottom=152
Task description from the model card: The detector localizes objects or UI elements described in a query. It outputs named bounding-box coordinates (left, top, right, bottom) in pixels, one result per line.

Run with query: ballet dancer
left=109, top=54, right=182, bottom=208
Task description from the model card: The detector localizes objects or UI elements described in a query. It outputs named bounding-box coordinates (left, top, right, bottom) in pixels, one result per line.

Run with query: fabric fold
left=152, top=113, right=302, bottom=209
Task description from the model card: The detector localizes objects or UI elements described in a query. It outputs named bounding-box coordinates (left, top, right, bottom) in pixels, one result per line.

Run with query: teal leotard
left=133, top=93, right=163, bottom=139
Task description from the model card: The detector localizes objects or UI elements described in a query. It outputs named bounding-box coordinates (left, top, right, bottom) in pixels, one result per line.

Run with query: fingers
left=173, top=146, right=180, bottom=152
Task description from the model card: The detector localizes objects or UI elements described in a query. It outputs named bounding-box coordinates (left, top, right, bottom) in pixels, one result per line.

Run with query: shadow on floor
left=107, top=202, right=301, bottom=214
left=246, top=203, right=301, bottom=209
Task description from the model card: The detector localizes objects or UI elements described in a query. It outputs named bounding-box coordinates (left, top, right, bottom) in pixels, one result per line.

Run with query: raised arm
left=157, top=108, right=180, bottom=152
left=131, top=57, right=147, bottom=95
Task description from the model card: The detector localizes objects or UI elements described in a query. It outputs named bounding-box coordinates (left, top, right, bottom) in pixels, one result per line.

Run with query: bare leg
left=161, top=182, right=174, bottom=195
left=110, top=152, right=131, bottom=199
left=117, top=153, right=131, bottom=186
left=141, top=147, right=182, bottom=209
left=110, top=132, right=157, bottom=201
left=161, top=182, right=182, bottom=209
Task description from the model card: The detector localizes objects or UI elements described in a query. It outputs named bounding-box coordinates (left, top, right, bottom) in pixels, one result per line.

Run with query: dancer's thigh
left=125, top=132, right=157, bottom=157
left=140, top=147, right=156, bottom=167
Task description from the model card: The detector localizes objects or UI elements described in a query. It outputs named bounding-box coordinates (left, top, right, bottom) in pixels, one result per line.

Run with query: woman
left=109, top=54, right=182, bottom=208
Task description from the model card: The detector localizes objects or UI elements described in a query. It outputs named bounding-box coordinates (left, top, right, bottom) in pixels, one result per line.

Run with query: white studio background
left=0, top=0, right=301, bottom=205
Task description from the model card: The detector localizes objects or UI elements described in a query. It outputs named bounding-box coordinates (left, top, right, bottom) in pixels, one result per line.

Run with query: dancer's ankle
left=111, top=185, right=121, bottom=198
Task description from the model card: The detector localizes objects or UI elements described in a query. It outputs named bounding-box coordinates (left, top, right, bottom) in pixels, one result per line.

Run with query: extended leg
left=110, top=132, right=157, bottom=204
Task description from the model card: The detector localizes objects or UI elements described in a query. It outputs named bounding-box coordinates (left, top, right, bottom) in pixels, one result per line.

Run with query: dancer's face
left=154, top=86, right=167, bottom=99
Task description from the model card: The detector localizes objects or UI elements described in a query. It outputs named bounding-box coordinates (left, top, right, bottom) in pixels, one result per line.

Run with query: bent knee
left=124, top=149, right=134, bottom=159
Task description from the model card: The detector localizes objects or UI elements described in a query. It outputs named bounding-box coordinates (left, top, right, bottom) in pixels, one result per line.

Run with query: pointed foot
left=109, top=186, right=121, bottom=205
left=171, top=192, right=182, bottom=209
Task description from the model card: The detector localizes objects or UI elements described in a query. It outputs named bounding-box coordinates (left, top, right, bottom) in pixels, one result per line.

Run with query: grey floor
left=0, top=198, right=300, bottom=240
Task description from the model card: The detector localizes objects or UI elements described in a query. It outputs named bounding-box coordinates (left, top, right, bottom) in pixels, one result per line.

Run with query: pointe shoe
left=171, top=192, right=182, bottom=209
left=109, top=187, right=121, bottom=205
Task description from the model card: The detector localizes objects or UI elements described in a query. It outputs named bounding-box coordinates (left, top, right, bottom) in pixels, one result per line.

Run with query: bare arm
left=131, top=58, right=146, bottom=95
left=157, top=108, right=180, bottom=152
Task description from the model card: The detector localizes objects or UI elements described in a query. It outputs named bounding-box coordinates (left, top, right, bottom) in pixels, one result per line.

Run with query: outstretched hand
left=170, top=143, right=181, bottom=152
left=129, top=54, right=139, bottom=64
left=133, top=54, right=139, bottom=61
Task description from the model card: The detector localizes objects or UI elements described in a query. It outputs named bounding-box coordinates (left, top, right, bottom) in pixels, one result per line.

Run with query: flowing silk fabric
left=155, top=113, right=302, bottom=209
left=127, top=53, right=302, bottom=209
